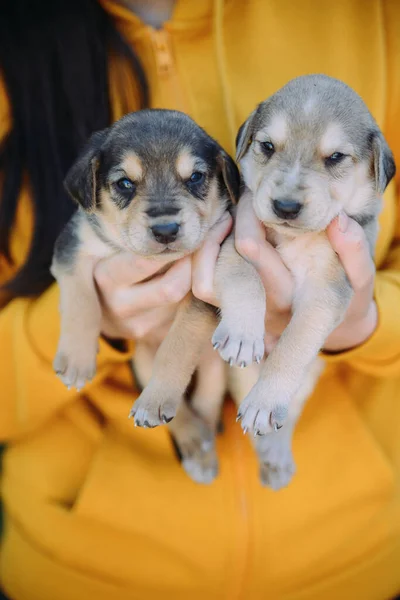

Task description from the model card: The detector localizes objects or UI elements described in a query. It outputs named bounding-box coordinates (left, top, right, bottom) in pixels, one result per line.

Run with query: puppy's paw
left=237, top=381, right=289, bottom=436
left=129, top=382, right=179, bottom=428
left=181, top=450, right=219, bottom=485
left=254, top=433, right=296, bottom=491
left=53, top=344, right=97, bottom=391
left=212, top=319, right=265, bottom=368
left=168, top=401, right=218, bottom=484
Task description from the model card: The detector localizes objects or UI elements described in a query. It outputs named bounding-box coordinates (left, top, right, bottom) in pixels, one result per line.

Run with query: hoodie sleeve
left=322, top=0, right=400, bottom=377
left=0, top=282, right=134, bottom=442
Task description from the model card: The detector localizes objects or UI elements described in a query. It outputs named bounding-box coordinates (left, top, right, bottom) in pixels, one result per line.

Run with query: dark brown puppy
left=51, top=109, right=239, bottom=483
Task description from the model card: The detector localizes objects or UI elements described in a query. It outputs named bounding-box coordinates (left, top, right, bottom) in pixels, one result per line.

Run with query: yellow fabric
left=1, top=1, right=400, bottom=598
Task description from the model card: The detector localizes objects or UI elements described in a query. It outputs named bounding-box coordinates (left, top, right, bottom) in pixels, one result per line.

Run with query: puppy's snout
left=272, top=199, right=302, bottom=220
left=150, top=222, right=180, bottom=244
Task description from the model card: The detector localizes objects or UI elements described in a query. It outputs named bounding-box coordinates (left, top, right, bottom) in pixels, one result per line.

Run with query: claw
left=229, top=358, right=233, bottom=367
left=240, top=362, right=246, bottom=369
left=243, top=427, right=248, bottom=435
left=236, top=413, right=242, bottom=422
left=213, top=342, right=220, bottom=350
left=255, top=355, right=261, bottom=365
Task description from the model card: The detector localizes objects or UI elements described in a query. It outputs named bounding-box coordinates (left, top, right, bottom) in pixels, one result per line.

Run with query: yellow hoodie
left=1, top=1, right=400, bottom=599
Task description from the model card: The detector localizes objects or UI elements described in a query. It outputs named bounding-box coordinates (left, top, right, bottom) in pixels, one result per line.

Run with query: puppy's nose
left=272, top=199, right=302, bottom=220
left=150, top=222, right=180, bottom=244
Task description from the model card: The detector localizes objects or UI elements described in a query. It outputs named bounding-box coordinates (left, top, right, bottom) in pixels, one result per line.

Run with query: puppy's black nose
left=151, top=222, right=180, bottom=244
left=272, top=199, right=302, bottom=220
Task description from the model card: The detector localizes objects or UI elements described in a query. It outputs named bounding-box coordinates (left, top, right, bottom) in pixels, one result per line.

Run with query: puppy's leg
left=255, top=357, right=324, bottom=490
left=213, top=233, right=266, bottom=367
left=229, top=355, right=324, bottom=489
left=238, top=268, right=352, bottom=436
left=133, top=340, right=221, bottom=484
left=52, top=252, right=101, bottom=391
left=172, top=343, right=226, bottom=484
left=130, top=294, right=217, bottom=427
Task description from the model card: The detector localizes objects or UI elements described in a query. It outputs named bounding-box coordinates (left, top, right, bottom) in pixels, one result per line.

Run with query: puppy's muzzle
left=272, top=199, right=302, bottom=220
left=150, top=222, right=180, bottom=244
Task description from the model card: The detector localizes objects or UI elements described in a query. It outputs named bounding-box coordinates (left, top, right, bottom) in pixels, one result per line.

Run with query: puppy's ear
left=236, top=110, right=257, bottom=162
left=370, top=130, right=396, bottom=194
left=64, top=128, right=109, bottom=212
left=218, top=150, right=241, bottom=204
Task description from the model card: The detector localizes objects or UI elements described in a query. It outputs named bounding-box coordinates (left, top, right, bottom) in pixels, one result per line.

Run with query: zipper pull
left=152, top=30, right=174, bottom=77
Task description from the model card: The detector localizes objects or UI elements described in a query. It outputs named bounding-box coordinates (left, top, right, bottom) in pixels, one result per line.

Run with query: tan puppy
left=51, top=109, right=240, bottom=483
left=214, top=74, right=396, bottom=489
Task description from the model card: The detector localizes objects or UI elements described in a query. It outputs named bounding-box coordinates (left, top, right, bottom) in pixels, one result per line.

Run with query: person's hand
left=195, top=192, right=377, bottom=354
left=192, top=198, right=292, bottom=351
left=323, top=212, right=377, bottom=352
left=95, top=253, right=192, bottom=346
left=191, top=211, right=233, bottom=305
left=234, top=193, right=294, bottom=352
left=234, top=195, right=377, bottom=353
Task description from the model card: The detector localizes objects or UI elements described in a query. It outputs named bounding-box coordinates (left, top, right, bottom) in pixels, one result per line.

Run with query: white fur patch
left=258, top=113, right=288, bottom=145
left=303, top=95, right=317, bottom=116
left=319, top=123, right=351, bottom=156
left=285, top=161, right=300, bottom=188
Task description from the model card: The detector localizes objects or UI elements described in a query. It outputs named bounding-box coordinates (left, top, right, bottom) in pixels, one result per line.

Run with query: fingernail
left=338, top=212, right=349, bottom=233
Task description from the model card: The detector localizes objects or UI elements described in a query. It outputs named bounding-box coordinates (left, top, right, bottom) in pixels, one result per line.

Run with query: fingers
left=327, top=213, right=375, bottom=292
left=102, top=304, right=175, bottom=341
left=235, top=193, right=293, bottom=311
left=95, top=251, right=167, bottom=290
left=192, top=212, right=233, bottom=305
left=124, top=306, right=176, bottom=341
left=324, top=213, right=377, bottom=351
left=101, top=257, right=192, bottom=318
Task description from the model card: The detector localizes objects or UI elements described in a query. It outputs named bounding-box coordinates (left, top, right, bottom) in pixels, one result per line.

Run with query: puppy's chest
left=268, top=230, right=335, bottom=291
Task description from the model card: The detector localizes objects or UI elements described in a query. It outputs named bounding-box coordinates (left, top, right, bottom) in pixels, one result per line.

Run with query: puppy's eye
left=260, top=141, right=275, bottom=156
left=325, top=152, right=346, bottom=166
left=187, top=172, right=205, bottom=185
left=116, top=177, right=136, bottom=192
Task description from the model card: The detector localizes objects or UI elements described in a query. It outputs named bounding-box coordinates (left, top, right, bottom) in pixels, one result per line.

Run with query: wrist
left=323, top=301, right=378, bottom=353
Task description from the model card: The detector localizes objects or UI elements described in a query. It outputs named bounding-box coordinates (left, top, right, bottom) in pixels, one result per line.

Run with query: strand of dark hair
left=0, top=0, right=148, bottom=296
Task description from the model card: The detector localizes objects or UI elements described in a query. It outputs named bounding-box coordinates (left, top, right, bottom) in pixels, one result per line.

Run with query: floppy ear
left=236, top=110, right=257, bottom=162
left=218, top=150, right=241, bottom=204
left=64, top=128, right=109, bottom=212
left=370, top=130, right=396, bottom=194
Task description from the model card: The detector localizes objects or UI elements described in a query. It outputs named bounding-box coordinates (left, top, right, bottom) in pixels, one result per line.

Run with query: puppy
left=214, top=74, right=396, bottom=489
left=51, top=109, right=240, bottom=483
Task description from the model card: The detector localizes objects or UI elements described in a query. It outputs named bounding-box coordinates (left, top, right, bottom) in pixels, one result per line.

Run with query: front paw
left=129, top=382, right=180, bottom=428
left=53, top=343, right=98, bottom=391
left=212, top=319, right=265, bottom=368
left=237, top=381, right=289, bottom=436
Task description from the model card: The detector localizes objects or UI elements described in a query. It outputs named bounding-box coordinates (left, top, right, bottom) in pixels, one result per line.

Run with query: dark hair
left=0, top=0, right=148, bottom=296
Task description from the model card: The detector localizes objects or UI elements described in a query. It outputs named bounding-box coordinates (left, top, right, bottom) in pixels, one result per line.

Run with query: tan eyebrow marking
left=120, top=152, right=144, bottom=181
left=176, top=149, right=196, bottom=179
